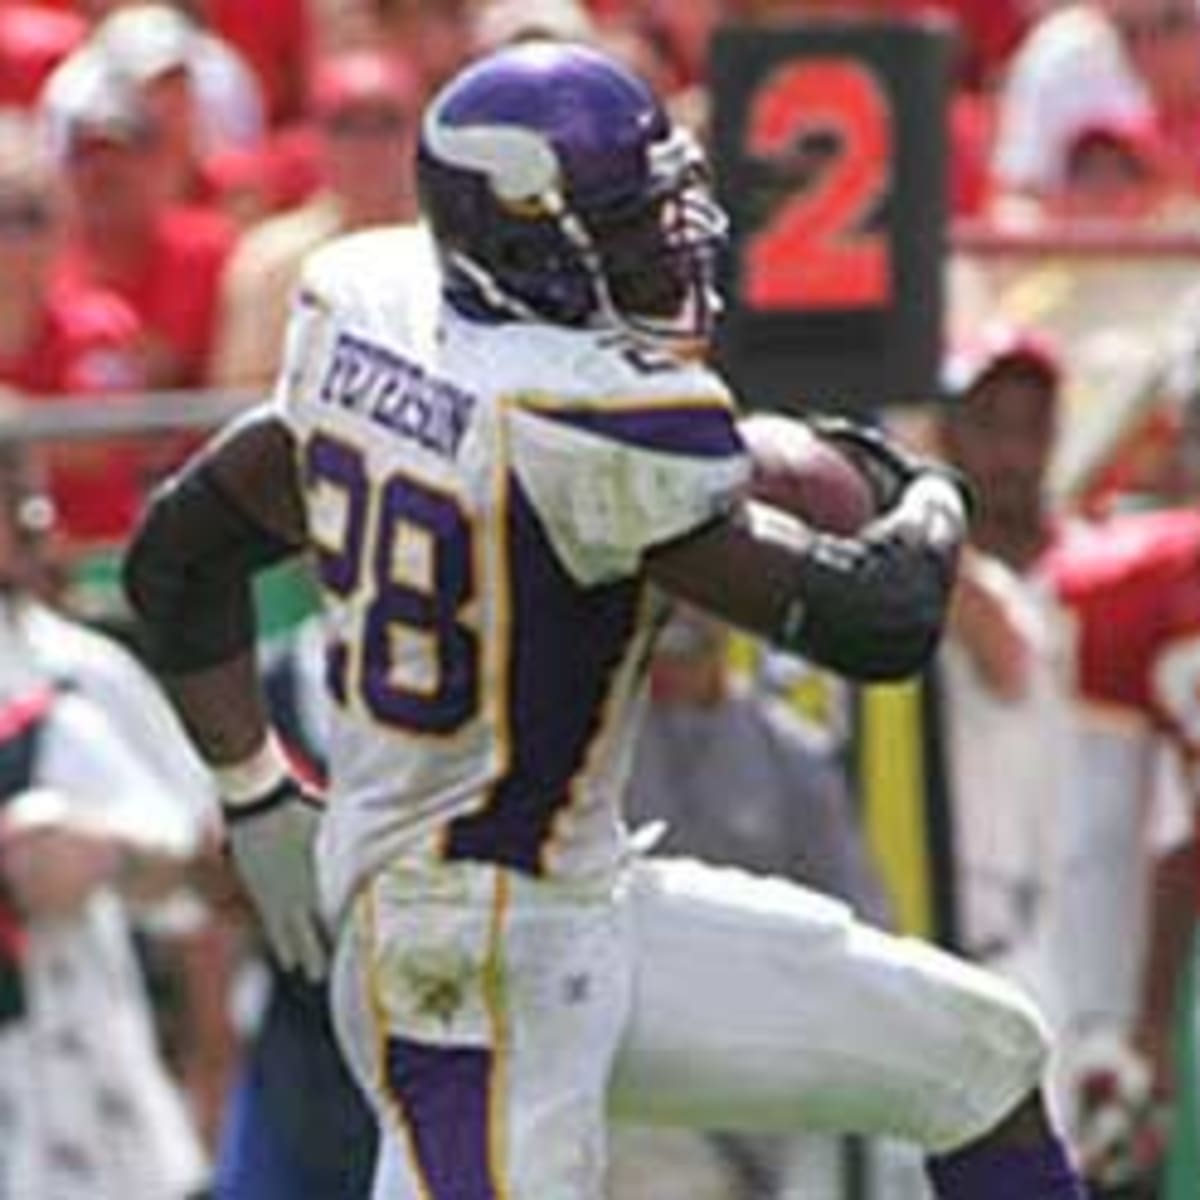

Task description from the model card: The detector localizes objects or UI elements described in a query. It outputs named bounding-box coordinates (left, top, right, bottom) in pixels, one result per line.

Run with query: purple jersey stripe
left=445, top=480, right=641, bottom=873
left=528, top=403, right=745, bottom=459
left=384, top=1036, right=498, bottom=1198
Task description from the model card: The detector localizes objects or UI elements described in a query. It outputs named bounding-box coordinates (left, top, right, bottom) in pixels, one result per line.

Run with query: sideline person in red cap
left=938, top=324, right=1199, bottom=1193
left=940, top=328, right=1063, bottom=572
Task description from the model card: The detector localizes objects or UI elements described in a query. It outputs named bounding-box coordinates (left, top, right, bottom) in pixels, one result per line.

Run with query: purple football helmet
left=418, top=42, right=727, bottom=345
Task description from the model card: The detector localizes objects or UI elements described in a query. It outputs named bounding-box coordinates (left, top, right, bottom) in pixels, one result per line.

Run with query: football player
left=124, top=42, right=1086, bottom=1199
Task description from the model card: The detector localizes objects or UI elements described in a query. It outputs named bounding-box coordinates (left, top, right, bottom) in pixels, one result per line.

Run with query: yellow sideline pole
left=859, top=681, right=933, bottom=938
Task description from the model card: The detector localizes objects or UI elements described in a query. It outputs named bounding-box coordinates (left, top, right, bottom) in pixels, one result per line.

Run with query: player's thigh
left=330, top=861, right=632, bottom=1200
left=608, top=857, right=1050, bottom=1153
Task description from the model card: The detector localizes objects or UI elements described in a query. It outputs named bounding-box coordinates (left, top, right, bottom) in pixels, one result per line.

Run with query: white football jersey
left=273, top=229, right=750, bottom=922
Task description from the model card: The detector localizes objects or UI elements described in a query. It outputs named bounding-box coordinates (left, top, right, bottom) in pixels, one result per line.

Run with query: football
left=740, top=412, right=876, bottom=535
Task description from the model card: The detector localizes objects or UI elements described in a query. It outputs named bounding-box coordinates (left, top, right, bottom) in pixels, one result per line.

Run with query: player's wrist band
left=222, top=779, right=301, bottom=823
left=214, top=732, right=290, bottom=810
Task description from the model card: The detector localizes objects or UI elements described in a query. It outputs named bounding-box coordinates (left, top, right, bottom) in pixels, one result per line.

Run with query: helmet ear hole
left=494, top=222, right=556, bottom=275
left=483, top=221, right=595, bottom=325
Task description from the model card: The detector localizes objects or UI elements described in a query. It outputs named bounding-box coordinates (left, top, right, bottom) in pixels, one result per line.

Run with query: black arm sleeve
left=778, top=476, right=965, bottom=682
left=779, top=534, right=953, bottom=682
left=123, top=461, right=303, bottom=675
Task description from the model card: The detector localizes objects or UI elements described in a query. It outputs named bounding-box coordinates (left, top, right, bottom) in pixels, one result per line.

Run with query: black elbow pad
left=778, top=527, right=957, bottom=683
left=124, top=464, right=299, bottom=674
left=778, top=470, right=968, bottom=680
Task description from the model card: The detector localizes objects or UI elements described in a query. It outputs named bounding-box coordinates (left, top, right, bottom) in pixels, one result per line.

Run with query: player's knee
left=980, top=975, right=1052, bottom=1094
left=939, top=973, right=1053, bottom=1152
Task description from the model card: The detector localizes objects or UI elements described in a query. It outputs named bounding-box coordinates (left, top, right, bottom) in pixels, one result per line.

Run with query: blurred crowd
left=4, top=1, right=1200, bottom=1198
left=4, top=0, right=1200, bottom=553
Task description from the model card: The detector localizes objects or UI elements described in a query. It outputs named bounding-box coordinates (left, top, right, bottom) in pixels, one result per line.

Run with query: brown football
left=740, top=412, right=876, bottom=535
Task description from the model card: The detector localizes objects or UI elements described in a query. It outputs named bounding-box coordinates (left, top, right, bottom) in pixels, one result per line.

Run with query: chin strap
left=447, top=251, right=545, bottom=324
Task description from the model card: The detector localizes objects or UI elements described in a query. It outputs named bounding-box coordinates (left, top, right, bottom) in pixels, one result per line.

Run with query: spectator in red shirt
left=49, top=65, right=238, bottom=389
left=0, top=109, right=150, bottom=547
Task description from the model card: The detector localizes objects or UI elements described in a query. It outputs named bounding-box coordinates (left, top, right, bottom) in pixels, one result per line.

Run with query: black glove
left=807, top=416, right=975, bottom=518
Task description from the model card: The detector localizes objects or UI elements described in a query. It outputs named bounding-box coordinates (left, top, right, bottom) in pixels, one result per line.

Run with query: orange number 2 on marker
left=744, top=60, right=893, bottom=311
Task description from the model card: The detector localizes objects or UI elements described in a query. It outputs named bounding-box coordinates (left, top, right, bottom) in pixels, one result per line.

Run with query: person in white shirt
left=993, top=0, right=1200, bottom=206
left=0, top=440, right=214, bottom=1197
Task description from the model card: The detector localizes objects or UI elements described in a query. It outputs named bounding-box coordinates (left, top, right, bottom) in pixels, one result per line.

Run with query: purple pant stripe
left=384, top=1036, right=499, bottom=1199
